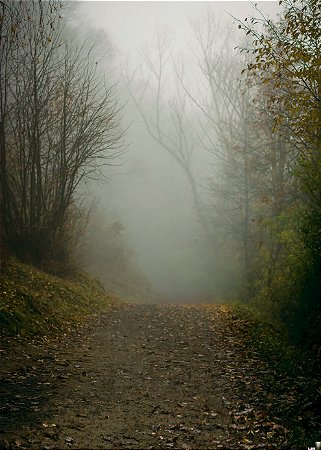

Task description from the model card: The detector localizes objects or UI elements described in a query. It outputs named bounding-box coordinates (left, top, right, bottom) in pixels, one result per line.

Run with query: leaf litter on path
left=0, top=304, right=317, bottom=449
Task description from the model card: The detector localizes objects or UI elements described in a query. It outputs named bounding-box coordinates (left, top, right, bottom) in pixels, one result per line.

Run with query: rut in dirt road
left=1, top=304, right=289, bottom=449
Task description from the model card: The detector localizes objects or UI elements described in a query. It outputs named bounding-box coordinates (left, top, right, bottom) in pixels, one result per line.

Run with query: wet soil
left=0, top=304, right=293, bottom=449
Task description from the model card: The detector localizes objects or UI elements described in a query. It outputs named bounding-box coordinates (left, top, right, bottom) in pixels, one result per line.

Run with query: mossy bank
left=0, top=257, right=121, bottom=341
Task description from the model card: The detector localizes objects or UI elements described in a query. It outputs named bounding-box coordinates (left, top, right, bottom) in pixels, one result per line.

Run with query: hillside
left=0, top=257, right=121, bottom=341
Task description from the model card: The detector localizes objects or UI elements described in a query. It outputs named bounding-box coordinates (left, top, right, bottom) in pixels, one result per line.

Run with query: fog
left=67, top=1, right=280, bottom=302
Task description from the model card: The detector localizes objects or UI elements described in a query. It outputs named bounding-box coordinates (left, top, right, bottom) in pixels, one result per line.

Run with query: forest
left=0, top=0, right=320, bottom=448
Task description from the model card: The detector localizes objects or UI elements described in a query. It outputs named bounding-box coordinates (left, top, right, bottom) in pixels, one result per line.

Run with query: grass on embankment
left=0, top=257, right=121, bottom=341
left=229, top=303, right=321, bottom=447
left=231, top=304, right=309, bottom=376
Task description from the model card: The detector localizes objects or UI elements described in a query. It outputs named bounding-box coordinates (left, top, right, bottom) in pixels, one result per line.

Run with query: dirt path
left=0, top=305, right=292, bottom=449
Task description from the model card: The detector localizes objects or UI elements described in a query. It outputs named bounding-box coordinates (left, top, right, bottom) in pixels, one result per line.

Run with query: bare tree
left=122, top=27, right=210, bottom=235
left=0, top=0, right=62, bottom=266
left=1, top=0, right=124, bottom=268
left=175, top=9, right=297, bottom=286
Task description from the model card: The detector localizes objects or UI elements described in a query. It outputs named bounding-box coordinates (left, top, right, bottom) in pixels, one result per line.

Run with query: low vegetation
left=0, top=257, right=120, bottom=341
left=227, top=304, right=321, bottom=448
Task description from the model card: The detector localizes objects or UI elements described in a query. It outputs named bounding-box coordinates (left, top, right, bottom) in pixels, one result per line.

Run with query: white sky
left=77, top=1, right=280, bottom=54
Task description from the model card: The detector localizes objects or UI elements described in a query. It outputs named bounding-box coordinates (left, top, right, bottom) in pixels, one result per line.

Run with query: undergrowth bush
left=248, top=206, right=320, bottom=355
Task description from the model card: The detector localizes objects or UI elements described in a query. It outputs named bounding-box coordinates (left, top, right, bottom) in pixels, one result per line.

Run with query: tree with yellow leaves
left=240, top=0, right=321, bottom=350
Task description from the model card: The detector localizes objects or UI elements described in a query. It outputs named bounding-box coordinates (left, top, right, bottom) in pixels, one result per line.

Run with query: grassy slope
left=0, top=257, right=121, bottom=340
left=229, top=304, right=321, bottom=448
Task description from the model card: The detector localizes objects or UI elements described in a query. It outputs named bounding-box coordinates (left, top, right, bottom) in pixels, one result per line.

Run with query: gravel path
left=0, top=304, right=291, bottom=449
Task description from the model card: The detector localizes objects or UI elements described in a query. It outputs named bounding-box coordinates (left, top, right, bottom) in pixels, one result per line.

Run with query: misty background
left=64, top=1, right=279, bottom=302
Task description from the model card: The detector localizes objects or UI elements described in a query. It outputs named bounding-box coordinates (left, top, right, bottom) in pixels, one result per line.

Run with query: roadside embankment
left=0, top=257, right=121, bottom=342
